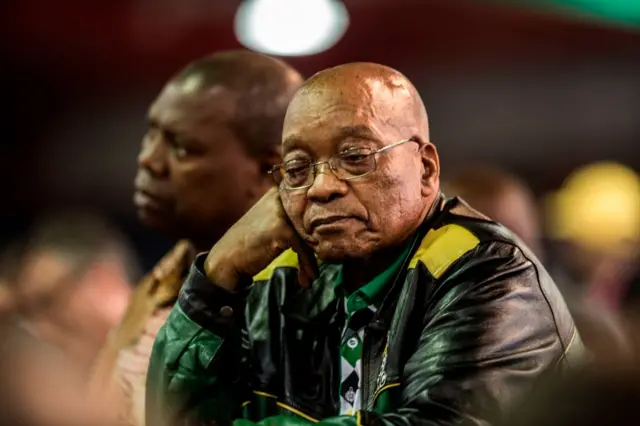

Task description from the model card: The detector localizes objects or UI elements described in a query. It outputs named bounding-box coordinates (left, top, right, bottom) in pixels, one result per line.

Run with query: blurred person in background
left=89, top=50, right=303, bottom=426
left=12, top=212, right=136, bottom=368
left=443, top=167, right=542, bottom=257
left=621, top=265, right=640, bottom=310
left=0, top=212, right=138, bottom=426
left=546, top=162, right=640, bottom=311
left=444, top=166, right=631, bottom=359
left=0, top=279, right=15, bottom=328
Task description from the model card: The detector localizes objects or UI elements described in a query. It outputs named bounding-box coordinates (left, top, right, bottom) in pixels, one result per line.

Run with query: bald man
left=147, top=63, right=582, bottom=426
left=89, top=51, right=303, bottom=426
left=443, top=167, right=542, bottom=257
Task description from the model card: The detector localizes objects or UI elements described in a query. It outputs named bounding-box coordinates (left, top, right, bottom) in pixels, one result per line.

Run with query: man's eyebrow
left=282, top=125, right=378, bottom=152
left=147, top=116, right=159, bottom=128
left=282, top=136, right=304, bottom=153
left=334, top=125, right=376, bottom=141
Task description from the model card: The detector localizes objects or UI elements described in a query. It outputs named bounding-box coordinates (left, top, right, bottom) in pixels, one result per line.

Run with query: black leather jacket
left=146, top=196, right=584, bottom=426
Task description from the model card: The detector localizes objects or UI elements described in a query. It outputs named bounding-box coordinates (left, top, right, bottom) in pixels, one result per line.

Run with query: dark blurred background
left=1, top=2, right=639, bottom=425
left=2, top=0, right=640, bottom=269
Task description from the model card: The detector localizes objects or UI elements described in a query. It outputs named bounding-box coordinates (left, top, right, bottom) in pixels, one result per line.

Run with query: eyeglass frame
left=269, top=137, right=419, bottom=191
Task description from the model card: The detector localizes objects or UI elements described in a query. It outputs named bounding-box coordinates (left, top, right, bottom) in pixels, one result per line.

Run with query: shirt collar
left=335, top=241, right=413, bottom=314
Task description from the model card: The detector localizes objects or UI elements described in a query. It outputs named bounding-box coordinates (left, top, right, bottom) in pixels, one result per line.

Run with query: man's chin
left=313, top=239, right=374, bottom=263
left=137, top=209, right=174, bottom=236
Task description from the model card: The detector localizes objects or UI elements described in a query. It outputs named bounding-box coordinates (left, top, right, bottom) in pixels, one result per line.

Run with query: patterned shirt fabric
left=339, top=299, right=376, bottom=415
left=336, top=244, right=412, bottom=416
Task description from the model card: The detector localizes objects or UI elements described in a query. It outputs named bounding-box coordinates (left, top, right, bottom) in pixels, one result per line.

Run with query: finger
left=298, top=241, right=318, bottom=282
left=291, top=234, right=318, bottom=289
left=297, top=264, right=310, bottom=289
left=172, top=240, right=196, bottom=267
left=164, top=241, right=193, bottom=274
left=154, top=240, right=194, bottom=280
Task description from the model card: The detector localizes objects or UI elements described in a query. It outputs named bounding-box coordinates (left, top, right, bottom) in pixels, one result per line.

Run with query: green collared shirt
left=335, top=243, right=412, bottom=313
left=334, top=243, right=411, bottom=415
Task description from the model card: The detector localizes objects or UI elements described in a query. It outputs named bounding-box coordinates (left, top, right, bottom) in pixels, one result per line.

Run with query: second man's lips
left=134, top=188, right=171, bottom=209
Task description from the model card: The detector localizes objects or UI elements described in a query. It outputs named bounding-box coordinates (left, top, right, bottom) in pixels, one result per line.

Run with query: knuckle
left=270, top=239, right=286, bottom=252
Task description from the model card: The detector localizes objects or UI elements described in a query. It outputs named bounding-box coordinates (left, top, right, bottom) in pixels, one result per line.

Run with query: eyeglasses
left=269, top=138, right=417, bottom=190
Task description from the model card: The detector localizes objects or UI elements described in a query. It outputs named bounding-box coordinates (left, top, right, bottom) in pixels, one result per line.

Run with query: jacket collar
left=369, top=192, right=447, bottom=331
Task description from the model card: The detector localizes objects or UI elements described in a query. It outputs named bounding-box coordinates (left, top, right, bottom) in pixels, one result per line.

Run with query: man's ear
left=420, top=141, right=440, bottom=196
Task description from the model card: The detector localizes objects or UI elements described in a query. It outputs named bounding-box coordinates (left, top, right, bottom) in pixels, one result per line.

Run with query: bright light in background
left=547, top=162, right=640, bottom=252
left=234, top=0, right=350, bottom=56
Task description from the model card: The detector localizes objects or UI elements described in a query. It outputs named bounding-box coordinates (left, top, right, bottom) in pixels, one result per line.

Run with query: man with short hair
left=148, top=63, right=583, bottom=426
left=134, top=50, right=303, bottom=250
left=15, top=212, right=136, bottom=369
left=2, top=212, right=137, bottom=426
left=90, top=51, right=303, bottom=426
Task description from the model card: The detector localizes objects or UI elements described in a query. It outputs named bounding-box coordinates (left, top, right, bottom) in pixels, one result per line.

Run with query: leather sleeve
left=146, top=254, right=251, bottom=426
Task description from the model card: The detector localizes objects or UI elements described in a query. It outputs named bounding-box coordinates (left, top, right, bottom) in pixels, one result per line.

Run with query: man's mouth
left=309, top=216, right=359, bottom=233
left=133, top=189, right=169, bottom=210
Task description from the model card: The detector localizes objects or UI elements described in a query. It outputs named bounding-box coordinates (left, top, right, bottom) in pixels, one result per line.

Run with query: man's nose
left=138, top=136, right=169, bottom=177
left=306, top=163, right=349, bottom=202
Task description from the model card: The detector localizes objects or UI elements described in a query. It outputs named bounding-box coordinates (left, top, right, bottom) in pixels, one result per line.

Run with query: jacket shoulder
left=408, top=223, right=480, bottom=279
left=408, top=197, right=524, bottom=279
left=253, top=249, right=299, bottom=282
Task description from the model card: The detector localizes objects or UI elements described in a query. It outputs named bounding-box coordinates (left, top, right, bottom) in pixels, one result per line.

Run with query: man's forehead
left=286, top=77, right=411, bottom=127
left=149, top=82, right=237, bottom=123
left=283, top=88, right=404, bottom=147
left=154, top=81, right=235, bottom=107
left=295, top=75, right=405, bottom=104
